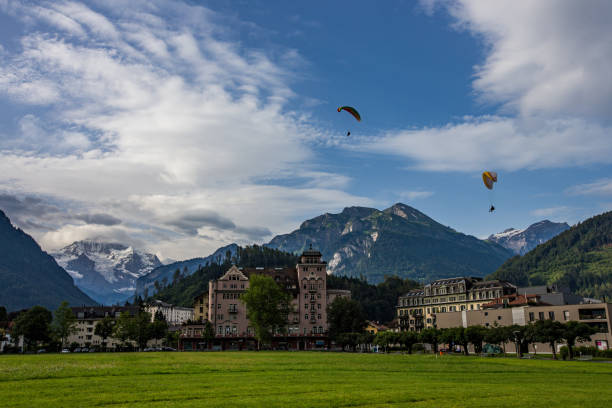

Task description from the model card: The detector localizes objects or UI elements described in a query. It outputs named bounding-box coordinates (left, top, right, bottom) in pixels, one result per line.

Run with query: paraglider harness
left=489, top=205, right=495, bottom=213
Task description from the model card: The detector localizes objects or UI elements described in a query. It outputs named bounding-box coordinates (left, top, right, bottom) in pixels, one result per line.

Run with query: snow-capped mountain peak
left=52, top=240, right=162, bottom=305
left=488, top=220, right=570, bottom=255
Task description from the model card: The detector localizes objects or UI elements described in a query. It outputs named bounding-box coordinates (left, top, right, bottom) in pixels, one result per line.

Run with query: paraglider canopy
left=482, top=171, right=498, bottom=190
left=337, top=106, right=361, bottom=122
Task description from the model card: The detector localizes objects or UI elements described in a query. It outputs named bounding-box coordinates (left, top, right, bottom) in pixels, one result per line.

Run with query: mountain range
left=134, top=243, right=238, bottom=297
left=488, top=220, right=570, bottom=255
left=488, top=211, right=612, bottom=299
left=267, top=203, right=512, bottom=283
left=52, top=241, right=162, bottom=305
left=0, top=210, right=95, bottom=312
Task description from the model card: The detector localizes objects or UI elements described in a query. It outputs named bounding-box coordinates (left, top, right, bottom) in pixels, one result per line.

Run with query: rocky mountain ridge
left=488, top=220, right=570, bottom=255
left=52, top=240, right=162, bottom=305
left=267, top=203, right=512, bottom=283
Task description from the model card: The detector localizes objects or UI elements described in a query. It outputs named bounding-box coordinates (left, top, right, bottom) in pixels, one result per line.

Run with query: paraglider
left=338, top=106, right=360, bottom=136
left=482, top=171, right=498, bottom=212
left=337, top=106, right=361, bottom=121
left=482, top=171, right=497, bottom=190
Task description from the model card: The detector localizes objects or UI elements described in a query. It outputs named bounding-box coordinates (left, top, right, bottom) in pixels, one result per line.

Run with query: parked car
left=61, top=348, right=71, bottom=353
left=162, top=347, right=177, bottom=352
left=143, top=347, right=155, bottom=352
left=74, top=348, right=81, bottom=353
left=88, top=348, right=96, bottom=352
left=36, top=349, right=46, bottom=354
left=81, top=348, right=89, bottom=353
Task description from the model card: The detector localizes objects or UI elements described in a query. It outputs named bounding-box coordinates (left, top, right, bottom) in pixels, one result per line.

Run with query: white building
left=146, top=300, right=193, bottom=325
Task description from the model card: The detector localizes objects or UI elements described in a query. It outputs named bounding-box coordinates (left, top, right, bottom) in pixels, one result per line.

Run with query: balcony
left=228, top=309, right=238, bottom=314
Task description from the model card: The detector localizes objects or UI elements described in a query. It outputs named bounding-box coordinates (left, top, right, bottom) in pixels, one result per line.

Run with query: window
left=199, top=307, right=203, bottom=313
left=497, top=316, right=502, bottom=320
left=218, top=304, right=221, bottom=309
left=484, top=312, right=488, bottom=316
left=539, top=312, right=545, bottom=320
left=317, top=314, right=321, bottom=320
left=317, top=304, right=321, bottom=309
left=305, top=314, right=308, bottom=320
left=563, top=310, right=570, bottom=321
left=217, top=326, right=222, bottom=334
left=304, top=293, right=308, bottom=299
left=305, top=304, right=308, bottom=310
left=529, top=312, right=535, bottom=322
left=548, top=311, right=555, bottom=320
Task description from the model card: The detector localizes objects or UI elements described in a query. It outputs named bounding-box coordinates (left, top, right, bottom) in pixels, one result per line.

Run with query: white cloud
left=355, top=116, right=612, bottom=172
left=0, top=0, right=369, bottom=259
left=530, top=206, right=571, bottom=218
left=364, top=0, right=612, bottom=172
left=399, top=191, right=434, bottom=200
left=566, top=179, right=612, bottom=196
left=437, top=0, right=612, bottom=119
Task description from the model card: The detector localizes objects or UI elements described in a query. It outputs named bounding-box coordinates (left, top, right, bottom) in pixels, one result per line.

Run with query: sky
left=0, top=0, right=611, bottom=261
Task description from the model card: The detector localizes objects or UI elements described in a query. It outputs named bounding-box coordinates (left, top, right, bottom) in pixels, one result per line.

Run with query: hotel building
left=179, top=248, right=351, bottom=351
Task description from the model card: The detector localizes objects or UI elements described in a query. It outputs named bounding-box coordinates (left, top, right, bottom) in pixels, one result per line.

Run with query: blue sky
left=0, top=0, right=611, bottom=260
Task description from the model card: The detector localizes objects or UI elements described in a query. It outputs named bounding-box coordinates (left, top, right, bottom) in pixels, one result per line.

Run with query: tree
left=399, top=331, right=419, bottom=354
left=484, top=324, right=511, bottom=354
left=94, top=316, right=114, bottom=351
left=336, top=332, right=361, bottom=351
left=150, top=312, right=168, bottom=346
left=0, top=306, right=8, bottom=329
left=562, top=321, right=596, bottom=359
left=533, top=320, right=564, bottom=359
left=327, top=297, right=367, bottom=342
left=52, top=301, right=77, bottom=348
left=202, top=320, right=215, bottom=349
left=373, top=331, right=395, bottom=353
left=113, top=311, right=134, bottom=347
left=465, top=325, right=487, bottom=354
left=419, top=328, right=441, bottom=353
left=13, top=306, right=52, bottom=351
left=444, top=327, right=469, bottom=355
left=240, top=274, right=292, bottom=349
left=508, top=325, right=534, bottom=358
left=132, top=312, right=154, bottom=350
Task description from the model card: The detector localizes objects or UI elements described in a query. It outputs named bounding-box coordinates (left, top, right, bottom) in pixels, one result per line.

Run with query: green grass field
left=1, top=352, right=611, bottom=407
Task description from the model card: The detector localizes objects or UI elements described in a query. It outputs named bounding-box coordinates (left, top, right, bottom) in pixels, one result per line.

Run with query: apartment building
left=67, top=306, right=138, bottom=349
left=180, top=247, right=351, bottom=351
left=397, top=277, right=516, bottom=332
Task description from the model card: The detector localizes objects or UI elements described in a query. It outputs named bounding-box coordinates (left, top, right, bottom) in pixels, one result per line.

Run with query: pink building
left=180, top=248, right=351, bottom=351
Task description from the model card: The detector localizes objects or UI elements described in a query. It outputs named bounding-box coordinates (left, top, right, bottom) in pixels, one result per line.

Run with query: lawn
left=1, top=352, right=611, bottom=407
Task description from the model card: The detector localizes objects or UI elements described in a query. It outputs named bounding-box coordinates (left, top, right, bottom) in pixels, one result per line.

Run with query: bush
left=573, top=346, right=612, bottom=358
left=559, top=345, right=612, bottom=359
left=412, top=343, right=425, bottom=352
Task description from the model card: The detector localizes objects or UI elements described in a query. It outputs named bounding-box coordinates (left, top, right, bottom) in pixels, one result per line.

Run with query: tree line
left=1, top=302, right=174, bottom=353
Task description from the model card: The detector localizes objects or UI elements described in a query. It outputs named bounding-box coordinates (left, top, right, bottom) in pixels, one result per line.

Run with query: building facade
left=146, top=300, right=193, bottom=325
left=397, top=277, right=516, bottom=332
left=67, top=306, right=139, bottom=349
left=180, top=248, right=351, bottom=351
left=435, top=302, right=612, bottom=353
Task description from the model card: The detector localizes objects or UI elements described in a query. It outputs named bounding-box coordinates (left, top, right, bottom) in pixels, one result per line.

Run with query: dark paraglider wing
left=337, top=106, right=361, bottom=121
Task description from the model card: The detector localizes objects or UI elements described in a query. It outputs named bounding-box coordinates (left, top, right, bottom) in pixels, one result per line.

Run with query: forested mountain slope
left=488, top=211, right=612, bottom=299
